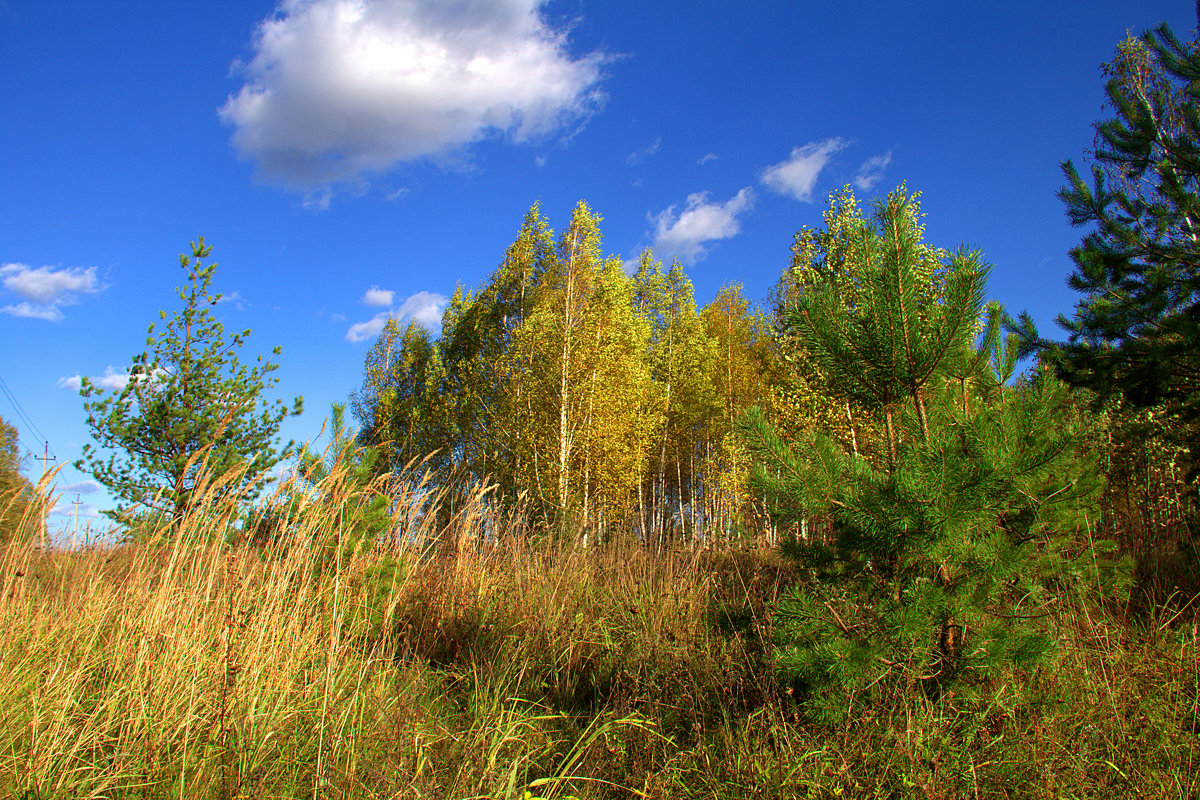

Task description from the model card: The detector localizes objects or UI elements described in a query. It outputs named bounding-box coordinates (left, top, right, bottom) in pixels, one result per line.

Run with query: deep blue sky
left=1, top=0, right=1193, bottom=526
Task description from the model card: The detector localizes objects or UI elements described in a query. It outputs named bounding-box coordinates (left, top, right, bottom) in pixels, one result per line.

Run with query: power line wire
left=0, top=371, right=55, bottom=459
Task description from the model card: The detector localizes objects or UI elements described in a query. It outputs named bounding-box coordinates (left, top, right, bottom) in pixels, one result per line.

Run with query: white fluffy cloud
left=760, top=138, right=846, bottom=202
left=346, top=289, right=447, bottom=342
left=1, top=263, right=101, bottom=321
left=853, top=150, right=894, bottom=191
left=363, top=285, right=394, bottom=306
left=221, top=0, right=606, bottom=188
left=648, top=188, right=754, bottom=265
left=396, top=290, right=446, bottom=328
left=346, top=314, right=390, bottom=343
left=57, top=366, right=132, bottom=392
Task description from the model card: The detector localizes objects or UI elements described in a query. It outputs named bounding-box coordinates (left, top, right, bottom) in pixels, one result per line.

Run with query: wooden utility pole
left=40, top=441, right=56, bottom=549
left=71, top=495, right=82, bottom=550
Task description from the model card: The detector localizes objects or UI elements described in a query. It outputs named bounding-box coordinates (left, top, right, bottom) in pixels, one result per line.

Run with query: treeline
left=0, top=416, right=36, bottom=541
left=350, top=200, right=776, bottom=543
left=347, top=188, right=987, bottom=541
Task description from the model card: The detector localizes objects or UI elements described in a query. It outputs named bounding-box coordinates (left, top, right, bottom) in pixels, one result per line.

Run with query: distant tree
left=351, top=316, right=450, bottom=480
left=1037, top=15, right=1200, bottom=451
left=0, top=415, right=35, bottom=541
left=296, top=402, right=392, bottom=551
left=77, top=239, right=302, bottom=528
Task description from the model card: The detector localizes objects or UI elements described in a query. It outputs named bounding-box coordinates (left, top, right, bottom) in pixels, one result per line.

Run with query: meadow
left=1, top=466, right=1196, bottom=800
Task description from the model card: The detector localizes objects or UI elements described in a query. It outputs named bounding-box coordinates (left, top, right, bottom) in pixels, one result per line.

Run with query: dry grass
left=0, top=468, right=1197, bottom=798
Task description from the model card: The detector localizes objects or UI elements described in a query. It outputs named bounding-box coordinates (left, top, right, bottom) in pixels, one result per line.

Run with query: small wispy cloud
left=302, top=189, right=333, bottom=212
left=626, top=137, right=661, bottom=165
left=1, top=262, right=102, bottom=321
left=853, top=150, right=894, bottom=191
left=3, top=301, right=64, bottom=322
left=58, top=479, right=102, bottom=495
left=363, top=286, right=395, bottom=307
left=647, top=187, right=754, bottom=265
left=346, top=290, right=448, bottom=342
left=697, top=152, right=718, bottom=165
left=215, top=290, right=247, bottom=311
left=760, top=138, right=846, bottom=202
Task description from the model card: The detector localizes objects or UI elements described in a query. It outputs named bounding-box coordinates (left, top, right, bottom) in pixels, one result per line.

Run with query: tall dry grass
left=1, top=463, right=1198, bottom=798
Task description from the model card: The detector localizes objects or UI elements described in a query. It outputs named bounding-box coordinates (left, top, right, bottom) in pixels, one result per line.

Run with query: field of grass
left=1, top=477, right=1198, bottom=799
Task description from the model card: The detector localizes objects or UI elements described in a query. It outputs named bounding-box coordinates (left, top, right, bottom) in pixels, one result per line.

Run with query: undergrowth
left=0, top=470, right=1196, bottom=798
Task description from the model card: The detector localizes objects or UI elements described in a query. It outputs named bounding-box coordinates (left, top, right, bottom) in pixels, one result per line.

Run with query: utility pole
left=40, top=441, right=57, bottom=549
left=71, top=494, right=82, bottom=550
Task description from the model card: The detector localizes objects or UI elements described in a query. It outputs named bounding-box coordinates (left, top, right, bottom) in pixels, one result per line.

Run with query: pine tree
left=741, top=191, right=1111, bottom=722
left=77, top=239, right=302, bottom=528
left=1043, top=15, right=1200, bottom=455
left=297, top=402, right=392, bottom=548
left=782, top=188, right=986, bottom=462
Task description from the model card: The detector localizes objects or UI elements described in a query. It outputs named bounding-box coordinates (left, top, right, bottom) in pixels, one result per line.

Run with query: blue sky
left=1, top=0, right=1193, bottom=528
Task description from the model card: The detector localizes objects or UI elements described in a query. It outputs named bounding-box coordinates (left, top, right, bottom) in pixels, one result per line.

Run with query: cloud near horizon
left=1, top=262, right=101, bottom=321
left=760, top=138, right=846, bottom=202
left=346, top=289, right=447, bottom=342
left=647, top=187, right=754, bottom=265
left=221, top=0, right=607, bottom=190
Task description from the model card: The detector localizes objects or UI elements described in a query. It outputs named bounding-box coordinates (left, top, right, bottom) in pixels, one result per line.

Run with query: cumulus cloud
left=626, top=137, right=661, bottom=165
left=760, top=138, right=846, bottom=202
left=396, top=290, right=446, bottom=328
left=363, top=285, right=394, bottom=306
left=0, top=263, right=101, bottom=321
left=647, top=188, right=754, bottom=265
left=57, top=366, right=132, bottom=392
left=346, top=289, right=447, bottom=341
left=853, top=150, right=894, bottom=191
left=221, top=0, right=607, bottom=189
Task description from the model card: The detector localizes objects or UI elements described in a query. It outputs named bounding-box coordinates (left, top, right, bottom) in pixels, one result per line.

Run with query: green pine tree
left=741, top=191, right=1114, bottom=722
left=1036, top=14, right=1200, bottom=459
left=77, top=239, right=302, bottom=529
left=290, top=402, right=392, bottom=555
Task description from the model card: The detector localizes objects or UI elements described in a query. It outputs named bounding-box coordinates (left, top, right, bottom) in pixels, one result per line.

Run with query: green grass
left=0, top=472, right=1197, bottom=798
